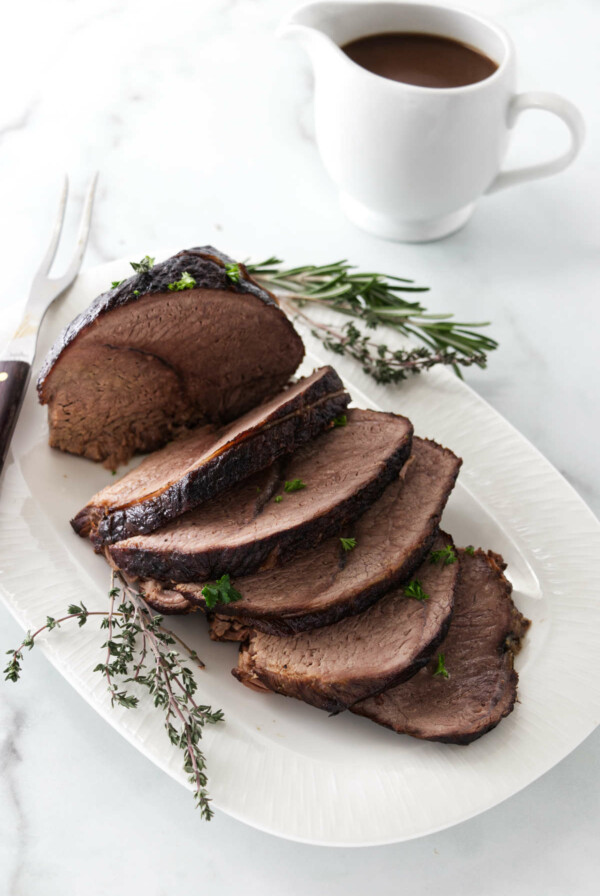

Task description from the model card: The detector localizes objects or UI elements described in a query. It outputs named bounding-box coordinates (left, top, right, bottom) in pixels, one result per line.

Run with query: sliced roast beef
left=233, top=532, right=458, bottom=713
left=139, top=580, right=198, bottom=615
left=352, top=549, right=530, bottom=745
left=37, top=247, right=305, bottom=468
left=144, top=436, right=461, bottom=629
left=72, top=366, right=349, bottom=545
left=108, top=408, right=413, bottom=583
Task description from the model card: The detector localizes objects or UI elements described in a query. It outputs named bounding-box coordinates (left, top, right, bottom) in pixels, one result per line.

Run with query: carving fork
left=0, top=175, right=97, bottom=474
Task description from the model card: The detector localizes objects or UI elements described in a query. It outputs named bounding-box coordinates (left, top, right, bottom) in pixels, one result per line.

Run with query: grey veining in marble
left=1, top=0, right=599, bottom=893
left=0, top=703, right=28, bottom=895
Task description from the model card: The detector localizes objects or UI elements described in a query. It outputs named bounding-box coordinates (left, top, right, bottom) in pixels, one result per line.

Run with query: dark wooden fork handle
left=0, top=360, right=31, bottom=475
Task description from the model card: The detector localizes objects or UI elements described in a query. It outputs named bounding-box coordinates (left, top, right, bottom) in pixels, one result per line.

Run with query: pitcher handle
left=486, top=91, right=585, bottom=194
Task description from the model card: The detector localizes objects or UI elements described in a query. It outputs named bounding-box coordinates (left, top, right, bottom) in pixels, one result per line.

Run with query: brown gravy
left=342, top=32, right=498, bottom=88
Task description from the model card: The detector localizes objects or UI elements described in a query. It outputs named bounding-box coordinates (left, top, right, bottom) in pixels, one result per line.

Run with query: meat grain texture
left=72, top=366, right=349, bottom=545
left=141, top=436, right=461, bottom=628
left=38, top=247, right=305, bottom=468
left=107, top=409, right=413, bottom=582
left=233, top=532, right=459, bottom=713
left=353, top=549, right=531, bottom=744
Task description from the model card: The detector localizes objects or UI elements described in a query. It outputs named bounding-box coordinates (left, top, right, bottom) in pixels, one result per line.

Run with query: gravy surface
left=342, top=32, right=498, bottom=88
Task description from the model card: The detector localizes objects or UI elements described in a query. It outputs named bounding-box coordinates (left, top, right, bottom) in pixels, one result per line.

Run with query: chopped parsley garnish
left=332, top=414, right=347, bottom=427
left=274, top=495, right=283, bottom=504
left=430, top=544, right=457, bottom=566
left=225, top=262, right=241, bottom=283
left=464, top=545, right=475, bottom=556
left=111, top=279, right=125, bottom=289
left=404, top=579, right=429, bottom=602
left=168, top=271, right=197, bottom=291
left=130, top=255, right=155, bottom=274
left=201, top=574, right=242, bottom=610
left=433, top=653, right=450, bottom=679
left=284, top=479, right=306, bottom=493
left=340, top=537, right=357, bottom=552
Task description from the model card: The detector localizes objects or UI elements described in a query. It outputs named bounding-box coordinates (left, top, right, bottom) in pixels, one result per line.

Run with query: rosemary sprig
left=247, top=258, right=497, bottom=381
left=4, top=572, right=223, bottom=820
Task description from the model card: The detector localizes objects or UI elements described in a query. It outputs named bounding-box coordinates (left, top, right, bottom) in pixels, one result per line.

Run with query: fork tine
left=33, top=175, right=68, bottom=280
left=60, top=172, right=99, bottom=285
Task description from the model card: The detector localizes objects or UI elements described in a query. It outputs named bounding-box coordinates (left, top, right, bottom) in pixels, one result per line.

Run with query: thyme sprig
left=4, top=572, right=223, bottom=820
left=247, top=258, right=497, bottom=381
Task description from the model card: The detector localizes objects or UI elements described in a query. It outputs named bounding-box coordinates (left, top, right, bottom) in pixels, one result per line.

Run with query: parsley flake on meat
left=168, top=271, right=197, bottom=291
left=284, top=479, right=306, bottom=493
left=404, top=579, right=429, bottom=602
left=201, top=574, right=242, bottom=609
left=433, top=653, right=450, bottom=679
left=130, top=255, right=155, bottom=274
left=225, top=262, right=241, bottom=283
left=430, top=544, right=457, bottom=566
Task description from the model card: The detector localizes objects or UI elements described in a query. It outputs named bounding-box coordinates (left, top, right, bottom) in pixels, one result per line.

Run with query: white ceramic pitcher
left=280, top=1, right=585, bottom=242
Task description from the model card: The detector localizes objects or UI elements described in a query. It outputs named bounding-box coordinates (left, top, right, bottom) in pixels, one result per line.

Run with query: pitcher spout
left=278, top=2, right=346, bottom=56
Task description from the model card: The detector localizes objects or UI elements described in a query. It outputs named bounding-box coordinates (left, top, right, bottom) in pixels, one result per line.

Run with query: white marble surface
left=1, top=0, right=599, bottom=891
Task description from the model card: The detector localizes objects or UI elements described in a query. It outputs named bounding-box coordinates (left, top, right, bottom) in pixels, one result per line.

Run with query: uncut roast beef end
left=107, top=408, right=413, bottom=583
left=142, top=436, right=461, bottom=629
left=352, top=549, right=531, bottom=744
left=232, top=532, right=459, bottom=713
left=37, top=247, right=305, bottom=468
left=72, top=366, right=349, bottom=545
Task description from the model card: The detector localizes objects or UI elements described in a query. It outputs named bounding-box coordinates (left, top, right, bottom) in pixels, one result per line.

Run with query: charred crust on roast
left=231, top=532, right=458, bottom=714
left=205, top=462, right=459, bottom=634
left=37, top=246, right=282, bottom=400
left=135, top=435, right=461, bottom=630
left=74, top=367, right=349, bottom=546
left=352, top=548, right=531, bottom=745
left=202, top=526, right=439, bottom=637
left=107, top=425, right=413, bottom=582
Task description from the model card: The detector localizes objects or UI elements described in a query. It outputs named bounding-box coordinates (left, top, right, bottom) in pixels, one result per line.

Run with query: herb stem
left=247, top=257, right=498, bottom=383
left=105, top=585, right=116, bottom=699
left=7, top=610, right=110, bottom=660
left=116, top=574, right=216, bottom=816
left=132, top=630, right=148, bottom=681
left=167, top=631, right=205, bottom=670
left=5, top=574, right=221, bottom=820
left=284, top=301, right=486, bottom=377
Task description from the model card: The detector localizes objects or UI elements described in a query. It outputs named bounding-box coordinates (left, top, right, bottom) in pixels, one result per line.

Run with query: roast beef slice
left=108, top=408, right=413, bottom=582
left=233, top=532, right=459, bottom=713
left=72, top=366, right=349, bottom=544
left=161, top=436, right=461, bottom=634
left=352, top=548, right=531, bottom=744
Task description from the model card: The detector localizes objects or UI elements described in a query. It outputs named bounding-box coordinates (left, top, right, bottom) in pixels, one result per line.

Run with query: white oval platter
left=1, top=257, right=599, bottom=847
